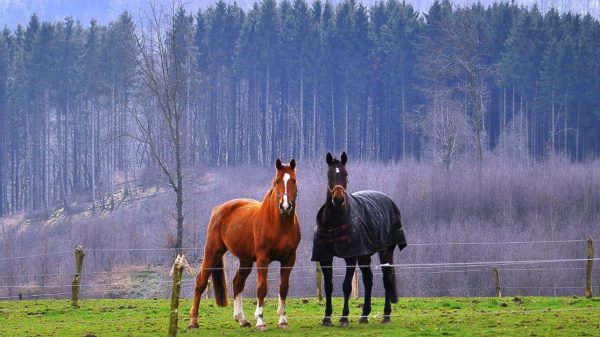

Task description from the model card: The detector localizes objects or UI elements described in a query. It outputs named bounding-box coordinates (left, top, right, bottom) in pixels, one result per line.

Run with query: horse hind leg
left=232, top=260, right=253, bottom=327
left=189, top=237, right=227, bottom=329
left=379, top=247, right=397, bottom=324
left=188, top=258, right=214, bottom=328
left=357, top=255, right=373, bottom=324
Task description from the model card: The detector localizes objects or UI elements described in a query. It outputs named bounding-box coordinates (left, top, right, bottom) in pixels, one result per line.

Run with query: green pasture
left=1, top=297, right=599, bottom=336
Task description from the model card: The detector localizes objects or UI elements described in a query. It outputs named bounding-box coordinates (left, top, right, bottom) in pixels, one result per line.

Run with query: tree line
left=1, top=0, right=600, bottom=217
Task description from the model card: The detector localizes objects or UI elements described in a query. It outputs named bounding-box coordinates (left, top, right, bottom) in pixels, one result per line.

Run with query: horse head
left=274, top=158, right=297, bottom=216
left=325, top=152, right=348, bottom=209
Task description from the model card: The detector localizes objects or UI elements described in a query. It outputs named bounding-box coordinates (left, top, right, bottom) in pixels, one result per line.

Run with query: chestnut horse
left=189, top=159, right=301, bottom=331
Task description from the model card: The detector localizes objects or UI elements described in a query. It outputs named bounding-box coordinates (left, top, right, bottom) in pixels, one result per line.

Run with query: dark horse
left=312, top=152, right=407, bottom=326
left=189, top=159, right=301, bottom=331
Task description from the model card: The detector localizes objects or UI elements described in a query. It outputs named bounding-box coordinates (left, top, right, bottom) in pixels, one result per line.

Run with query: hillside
left=1, top=159, right=599, bottom=300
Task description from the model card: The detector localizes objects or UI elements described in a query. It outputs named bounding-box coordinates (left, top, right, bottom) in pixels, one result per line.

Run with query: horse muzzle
left=332, top=196, right=345, bottom=208
left=279, top=202, right=294, bottom=216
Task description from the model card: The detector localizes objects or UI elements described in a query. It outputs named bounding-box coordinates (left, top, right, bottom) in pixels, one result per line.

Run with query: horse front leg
left=357, top=255, right=373, bottom=324
left=320, top=259, right=334, bottom=326
left=340, top=257, right=357, bottom=327
left=255, top=256, right=270, bottom=331
left=277, top=253, right=296, bottom=329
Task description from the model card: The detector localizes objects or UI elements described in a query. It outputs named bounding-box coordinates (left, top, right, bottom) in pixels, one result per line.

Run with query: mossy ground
left=1, top=297, right=599, bottom=336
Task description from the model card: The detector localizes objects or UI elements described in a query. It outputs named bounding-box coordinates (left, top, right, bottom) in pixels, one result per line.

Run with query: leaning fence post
left=168, top=254, right=186, bottom=337
left=316, top=262, right=323, bottom=301
left=351, top=270, right=359, bottom=299
left=492, top=266, right=502, bottom=297
left=586, top=236, right=594, bottom=298
left=71, top=245, right=85, bottom=308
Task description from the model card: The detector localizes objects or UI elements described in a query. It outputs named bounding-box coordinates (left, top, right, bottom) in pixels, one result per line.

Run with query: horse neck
left=322, top=190, right=349, bottom=228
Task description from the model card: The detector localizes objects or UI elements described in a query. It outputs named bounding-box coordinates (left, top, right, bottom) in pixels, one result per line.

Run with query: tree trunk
left=91, top=100, right=96, bottom=214
left=312, top=72, right=317, bottom=158
left=401, top=77, right=406, bottom=159
left=265, top=64, right=271, bottom=164
left=564, top=95, right=568, bottom=155
left=551, top=88, right=555, bottom=155
left=331, top=80, right=336, bottom=152
left=300, top=74, right=304, bottom=160
left=344, top=95, right=349, bottom=152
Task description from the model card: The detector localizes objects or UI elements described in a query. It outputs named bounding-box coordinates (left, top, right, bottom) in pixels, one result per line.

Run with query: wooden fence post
left=168, top=254, right=186, bottom=337
left=351, top=270, right=359, bottom=299
left=492, top=266, right=502, bottom=297
left=586, top=236, right=593, bottom=298
left=316, top=262, right=323, bottom=301
left=71, top=245, right=85, bottom=308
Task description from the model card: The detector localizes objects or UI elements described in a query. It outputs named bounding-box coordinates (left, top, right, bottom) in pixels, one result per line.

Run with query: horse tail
left=212, top=256, right=229, bottom=307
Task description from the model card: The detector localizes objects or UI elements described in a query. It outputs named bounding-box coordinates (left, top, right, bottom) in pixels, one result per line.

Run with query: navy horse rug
left=311, top=191, right=407, bottom=261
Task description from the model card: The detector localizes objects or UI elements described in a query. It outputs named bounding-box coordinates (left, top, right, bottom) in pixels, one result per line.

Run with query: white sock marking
left=233, top=295, right=246, bottom=322
left=282, top=173, right=291, bottom=209
left=255, top=303, right=265, bottom=327
left=277, top=295, right=288, bottom=325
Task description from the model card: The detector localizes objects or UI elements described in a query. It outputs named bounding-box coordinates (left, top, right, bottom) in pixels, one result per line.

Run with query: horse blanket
left=311, top=190, right=407, bottom=261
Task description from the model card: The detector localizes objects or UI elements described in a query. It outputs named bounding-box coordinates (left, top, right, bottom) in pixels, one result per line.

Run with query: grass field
left=1, top=297, right=599, bottom=336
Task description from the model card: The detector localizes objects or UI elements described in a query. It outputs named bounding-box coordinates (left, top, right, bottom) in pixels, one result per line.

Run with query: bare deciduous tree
left=131, top=2, right=191, bottom=253
left=414, top=91, right=469, bottom=169
left=448, top=9, right=489, bottom=168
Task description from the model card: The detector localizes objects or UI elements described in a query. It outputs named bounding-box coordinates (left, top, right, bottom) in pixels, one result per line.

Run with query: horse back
left=351, top=190, right=406, bottom=251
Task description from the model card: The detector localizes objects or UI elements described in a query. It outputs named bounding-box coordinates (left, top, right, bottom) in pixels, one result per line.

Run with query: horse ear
left=276, top=158, right=283, bottom=170
left=326, top=152, right=333, bottom=165
left=341, top=152, right=348, bottom=165
left=289, top=159, right=296, bottom=170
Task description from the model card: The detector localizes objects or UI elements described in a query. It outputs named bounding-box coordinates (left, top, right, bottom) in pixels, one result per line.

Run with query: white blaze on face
left=335, top=167, right=340, bottom=174
left=277, top=295, right=288, bottom=325
left=255, top=303, right=265, bottom=327
left=282, top=173, right=291, bottom=209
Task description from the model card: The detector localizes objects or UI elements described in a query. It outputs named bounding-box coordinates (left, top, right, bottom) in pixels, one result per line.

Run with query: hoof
left=256, top=325, right=267, bottom=331
left=234, top=314, right=251, bottom=328
left=278, top=322, right=289, bottom=329
left=188, top=321, right=199, bottom=329
left=381, top=315, right=392, bottom=324
left=358, top=316, right=369, bottom=324
left=339, top=317, right=350, bottom=327
left=321, top=318, right=333, bottom=327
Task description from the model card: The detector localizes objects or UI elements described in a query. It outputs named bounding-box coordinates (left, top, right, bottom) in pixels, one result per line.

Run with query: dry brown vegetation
left=1, top=157, right=599, bottom=300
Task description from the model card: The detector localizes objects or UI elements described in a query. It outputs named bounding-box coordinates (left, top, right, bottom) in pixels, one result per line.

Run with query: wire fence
left=0, top=237, right=596, bottom=302
left=0, top=238, right=589, bottom=261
